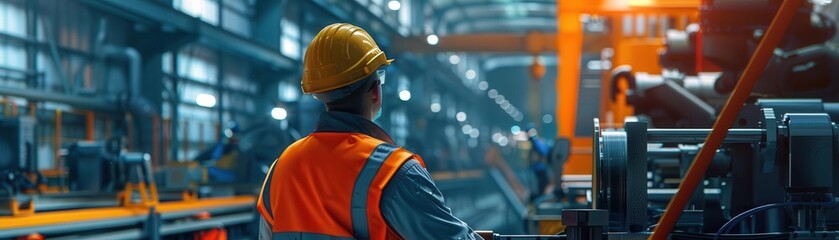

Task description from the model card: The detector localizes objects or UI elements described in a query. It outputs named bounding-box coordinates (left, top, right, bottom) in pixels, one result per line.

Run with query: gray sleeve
left=381, top=159, right=483, bottom=240
left=258, top=217, right=273, bottom=240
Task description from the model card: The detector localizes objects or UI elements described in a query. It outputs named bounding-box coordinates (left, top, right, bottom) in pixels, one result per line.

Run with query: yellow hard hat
left=301, top=23, right=393, bottom=94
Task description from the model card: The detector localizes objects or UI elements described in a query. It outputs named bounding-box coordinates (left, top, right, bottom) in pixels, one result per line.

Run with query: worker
left=195, top=122, right=241, bottom=183
left=256, top=23, right=482, bottom=239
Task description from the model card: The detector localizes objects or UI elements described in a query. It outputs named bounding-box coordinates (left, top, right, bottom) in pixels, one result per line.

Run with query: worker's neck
left=327, top=109, right=372, bottom=121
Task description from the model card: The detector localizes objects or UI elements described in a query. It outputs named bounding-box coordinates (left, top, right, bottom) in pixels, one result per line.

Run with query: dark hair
left=324, top=75, right=378, bottom=114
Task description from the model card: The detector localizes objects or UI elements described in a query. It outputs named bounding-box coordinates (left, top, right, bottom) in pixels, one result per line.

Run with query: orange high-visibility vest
left=257, top=132, right=424, bottom=239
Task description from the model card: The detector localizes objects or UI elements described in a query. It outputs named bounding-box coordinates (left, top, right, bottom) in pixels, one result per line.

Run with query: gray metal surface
left=159, top=213, right=254, bottom=235
left=46, top=213, right=255, bottom=240
left=159, top=204, right=253, bottom=220
left=624, top=122, right=648, bottom=232
left=647, top=128, right=765, bottom=143
left=597, top=131, right=628, bottom=231
left=784, top=113, right=834, bottom=190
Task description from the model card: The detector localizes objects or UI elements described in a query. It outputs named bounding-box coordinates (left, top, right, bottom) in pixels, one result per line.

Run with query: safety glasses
left=367, top=70, right=386, bottom=92
left=375, top=69, right=386, bottom=85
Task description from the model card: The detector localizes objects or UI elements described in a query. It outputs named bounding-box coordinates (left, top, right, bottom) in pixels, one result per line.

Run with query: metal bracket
left=761, top=108, right=777, bottom=173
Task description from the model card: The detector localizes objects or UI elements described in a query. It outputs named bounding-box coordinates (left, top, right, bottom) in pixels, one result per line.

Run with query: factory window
left=174, top=0, right=220, bottom=25
left=369, top=2, right=384, bottom=17
left=223, top=62, right=256, bottom=94
left=280, top=18, right=301, bottom=60
left=398, top=0, right=412, bottom=28
left=0, top=0, right=32, bottom=85
left=177, top=52, right=218, bottom=84
left=0, top=42, right=26, bottom=72
left=278, top=81, right=301, bottom=102
left=390, top=110, right=409, bottom=144
left=0, top=0, right=26, bottom=38
left=221, top=0, right=252, bottom=37
left=371, top=0, right=384, bottom=6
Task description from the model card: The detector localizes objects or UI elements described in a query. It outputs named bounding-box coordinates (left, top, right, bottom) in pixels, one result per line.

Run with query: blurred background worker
left=256, top=23, right=481, bottom=240
left=195, top=122, right=242, bottom=183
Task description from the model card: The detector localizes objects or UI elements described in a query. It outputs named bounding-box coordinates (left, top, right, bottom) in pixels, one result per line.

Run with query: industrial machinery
left=613, top=0, right=839, bottom=128
left=593, top=99, right=839, bottom=238
left=527, top=0, right=839, bottom=239
left=0, top=116, right=36, bottom=192
left=473, top=0, right=839, bottom=239
left=477, top=100, right=839, bottom=240
left=0, top=118, right=298, bottom=239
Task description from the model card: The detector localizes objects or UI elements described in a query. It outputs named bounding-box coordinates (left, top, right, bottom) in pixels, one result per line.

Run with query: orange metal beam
left=0, top=196, right=256, bottom=230
left=0, top=207, right=147, bottom=229
left=561, top=0, right=700, bottom=14
left=557, top=10, right=583, bottom=140
left=649, top=0, right=803, bottom=238
left=391, top=32, right=558, bottom=53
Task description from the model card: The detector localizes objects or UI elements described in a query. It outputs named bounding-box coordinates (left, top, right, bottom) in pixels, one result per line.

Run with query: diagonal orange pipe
left=649, top=0, right=803, bottom=238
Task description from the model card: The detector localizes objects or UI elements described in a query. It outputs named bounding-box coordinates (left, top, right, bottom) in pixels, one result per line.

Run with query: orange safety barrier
left=649, top=0, right=803, bottom=238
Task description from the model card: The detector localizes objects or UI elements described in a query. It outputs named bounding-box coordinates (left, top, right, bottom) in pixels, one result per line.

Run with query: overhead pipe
left=0, top=87, right=116, bottom=111
left=649, top=0, right=803, bottom=238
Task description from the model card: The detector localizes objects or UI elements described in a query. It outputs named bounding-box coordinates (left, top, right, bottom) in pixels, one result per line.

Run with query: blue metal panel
left=78, top=0, right=295, bottom=70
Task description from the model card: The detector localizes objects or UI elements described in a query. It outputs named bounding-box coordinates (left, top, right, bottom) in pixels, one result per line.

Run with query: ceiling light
left=387, top=0, right=401, bottom=10
left=398, top=90, right=411, bottom=101
left=271, top=107, right=288, bottom=120
left=492, top=133, right=503, bottom=143
left=196, top=93, right=216, bottom=108
left=543, top=114, right=554, bottom=124
left=511, top=125, right=521, bottom=134
left=478, top=81, right=488, bottom=90
left=488, top=89, right=498, bottom=98
left=465, top=69, right=476, bottom=80
left=449, top=55, right=461, bottom=65
left=456, top=111, right=467, bottom=122
left=426, top=34, right=439, bottom=45
left=430, top=103, right=441, bottom=113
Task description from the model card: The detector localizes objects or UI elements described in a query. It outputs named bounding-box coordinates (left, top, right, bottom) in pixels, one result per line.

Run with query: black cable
left=672, top=231, right=789, bottom=240
left=713, top=201, right=838, bottom=240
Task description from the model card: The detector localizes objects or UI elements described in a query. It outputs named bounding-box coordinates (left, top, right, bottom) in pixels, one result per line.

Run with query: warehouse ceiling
left=429, top=0, right=557, bottom=34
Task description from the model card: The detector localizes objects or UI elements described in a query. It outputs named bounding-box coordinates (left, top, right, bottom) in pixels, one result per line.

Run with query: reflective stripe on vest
left=261, top=160, right=278, bottom=220
left=273, top=232, right=355, bottom=240
left=351, top=144, right=397, bottom=239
